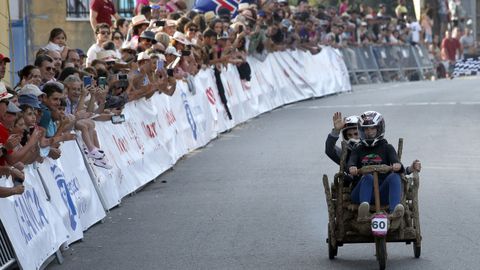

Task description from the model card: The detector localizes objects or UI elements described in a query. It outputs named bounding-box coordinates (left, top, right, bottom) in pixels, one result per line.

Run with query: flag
left=193, top=0, right=251, bottom=15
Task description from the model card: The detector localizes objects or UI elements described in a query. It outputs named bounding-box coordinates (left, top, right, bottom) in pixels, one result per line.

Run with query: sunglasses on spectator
left=46, top=67, right=54, bottom=71
left=189, top=28, right=198, bottom=32
left=142, top=39, right=153, bottom=43
left=99, top=31, right=110, bottom=35
left=113, top=35, right=123, bottom=40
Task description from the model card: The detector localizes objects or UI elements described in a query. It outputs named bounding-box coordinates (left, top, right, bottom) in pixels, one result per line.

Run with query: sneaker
left=357, top=202, right=370, bottom=221
left=93, top=158, right=112, bottom=170
left=390, top=204, right=405, bottom=219
left=86, top=149, right=105, bottom=159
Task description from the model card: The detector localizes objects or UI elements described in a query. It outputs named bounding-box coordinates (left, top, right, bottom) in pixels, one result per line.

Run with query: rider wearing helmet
left=347, top=111, right=405, bottom=221
left=325, top=112, right=360, bottom=166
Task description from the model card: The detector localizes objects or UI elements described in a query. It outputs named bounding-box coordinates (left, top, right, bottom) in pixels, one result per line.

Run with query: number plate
left=371, top=214, right=388, bottom=237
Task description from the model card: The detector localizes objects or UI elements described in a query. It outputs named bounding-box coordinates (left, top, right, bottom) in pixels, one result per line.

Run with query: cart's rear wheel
left=375, top=238, right=387, bottom=270
left=328, top=226, right=337, bottom=259
left=413, top=243, right=421, bottom=258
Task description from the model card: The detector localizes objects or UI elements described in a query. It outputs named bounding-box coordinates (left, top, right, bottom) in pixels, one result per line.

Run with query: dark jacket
left=347, top=139, right=405, bottom=181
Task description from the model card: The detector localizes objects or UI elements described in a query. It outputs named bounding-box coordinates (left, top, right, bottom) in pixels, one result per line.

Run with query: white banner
left=0, top=167, right=69, bottom=270
left=57, top=141, right=106, bottom=230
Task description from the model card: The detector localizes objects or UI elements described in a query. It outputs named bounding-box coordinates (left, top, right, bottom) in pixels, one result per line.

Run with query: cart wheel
left=375, top=238, right=387, bottom=270
left=413, top=243, right=421, bottom=258
left=328, top=228, right=337, bottom=259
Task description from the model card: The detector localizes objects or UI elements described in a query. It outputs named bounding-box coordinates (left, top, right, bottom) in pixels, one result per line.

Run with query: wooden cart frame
left=322, top=139, right=422, bottom=269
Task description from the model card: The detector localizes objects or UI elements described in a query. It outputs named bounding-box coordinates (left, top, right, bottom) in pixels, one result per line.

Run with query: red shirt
left=90, top=0, right=116, bottom=27
left=0, top=123, right=11, bottom=166
left=441, top=37, right=461, bottom=61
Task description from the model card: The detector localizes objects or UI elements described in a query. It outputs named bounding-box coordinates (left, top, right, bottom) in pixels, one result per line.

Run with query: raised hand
left=333, top=112, right=345, bottom=132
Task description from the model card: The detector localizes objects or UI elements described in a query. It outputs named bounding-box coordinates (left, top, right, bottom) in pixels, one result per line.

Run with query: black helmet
left=341, top=115, right=360, bottom=149
left=358, top=111, right=385, bottom=147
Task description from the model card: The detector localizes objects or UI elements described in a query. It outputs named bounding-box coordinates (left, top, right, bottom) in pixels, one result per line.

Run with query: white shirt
left=86, top=43, right=103, bottom=66
left=408, top=22, right=422, bottom=43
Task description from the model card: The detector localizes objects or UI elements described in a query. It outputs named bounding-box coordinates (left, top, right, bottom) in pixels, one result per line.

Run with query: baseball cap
left=19, top=84, right=45, bottom=97
left=0, top=82, right=13, bottom=100
left=0, top=53, right=11, bottom=63
left=164, top=46, right=181, bottom=57
left=6, top=101, right=21, bottom=113
left=18, top=94, right=41, bottom=109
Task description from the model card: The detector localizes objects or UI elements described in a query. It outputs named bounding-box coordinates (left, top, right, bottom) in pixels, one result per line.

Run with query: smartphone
left=238, top=25, right=244, bottom=33
left=167, top=68, right=174, bottom=77
left=98, top=77, right=107, bottom=88
left=118, top=74, right=128, bottom=81
left=111, top=114, right=125, bottom=124
left=83, top=76, right=92, bottom=87
left=157, top=59, right=165, bottom=71
left=181, top=50, right=191, bottom=57
left=155, top=20, right=166, bottom=27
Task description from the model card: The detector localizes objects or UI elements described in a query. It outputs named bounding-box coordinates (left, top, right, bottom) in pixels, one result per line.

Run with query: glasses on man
left=99, top=31, right=111, bottom=35
left=46, top=67, right=54, bottom=72
left=189, top=28, right=198, bottom=32
left=113, top=35, right=123, bottom=40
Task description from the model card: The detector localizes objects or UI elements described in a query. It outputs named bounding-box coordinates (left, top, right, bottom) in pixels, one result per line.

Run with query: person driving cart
left=347, top=111, right=405, bottom=222
left=325, top=112, right=421, bottom=175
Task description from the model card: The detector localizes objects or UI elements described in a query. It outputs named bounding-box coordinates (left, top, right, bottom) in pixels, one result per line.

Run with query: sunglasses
left=99, top=31, right=111, bottom=35
left=113, top=36, right=123, bottom=40
left=142, top=39, right=152, bottom=43
left=189, top=28, right=198, bottom=32
left=46, top=67, right=54, bottom=71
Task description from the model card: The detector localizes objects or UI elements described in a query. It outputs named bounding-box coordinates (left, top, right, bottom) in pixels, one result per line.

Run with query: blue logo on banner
left=14, top=188, right=49, bottom=244
left=51, top=164, right=78, bottom=230
left=193, top=0, right=251, bottom=15
left=181, top=92, right=198, bottom=140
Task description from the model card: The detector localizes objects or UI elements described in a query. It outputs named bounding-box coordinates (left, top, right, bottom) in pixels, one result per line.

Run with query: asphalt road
left=50, top=77, right=480, bottom=270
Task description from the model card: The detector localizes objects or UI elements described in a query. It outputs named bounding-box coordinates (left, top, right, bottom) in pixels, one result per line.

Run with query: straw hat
left=172, top=31, right=190, bottom=45
left=204, top=11, right=216, bottom=23
left=132, top=15, right=150, bottom=27
left=137, top=52, right=151, bottom=62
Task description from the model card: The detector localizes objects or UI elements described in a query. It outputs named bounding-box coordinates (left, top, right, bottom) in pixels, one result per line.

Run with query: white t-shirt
left=409, top=22, right=422, bottom=43
left=86, top=43, right=103, bottom=66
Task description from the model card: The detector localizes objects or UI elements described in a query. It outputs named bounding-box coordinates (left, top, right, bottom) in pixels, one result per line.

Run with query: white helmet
left=358, top=111, right=385, bottom=147
left=341, top=115, right=360, bottom=149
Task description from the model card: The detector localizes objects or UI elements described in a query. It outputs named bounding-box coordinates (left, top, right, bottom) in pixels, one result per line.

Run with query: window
left=66, top=0, right=135, bottom=19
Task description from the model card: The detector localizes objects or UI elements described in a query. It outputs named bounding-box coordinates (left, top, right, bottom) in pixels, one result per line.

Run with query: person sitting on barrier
left=348, top=111, right=405, bottom=222
left=63, top=75, right=112, bottom=169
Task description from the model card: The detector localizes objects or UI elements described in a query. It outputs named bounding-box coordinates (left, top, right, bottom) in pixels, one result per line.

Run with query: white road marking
left=288, top=101, right=480, bottom=109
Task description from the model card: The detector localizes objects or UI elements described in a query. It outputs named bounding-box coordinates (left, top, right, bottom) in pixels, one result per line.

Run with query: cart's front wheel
left=375, top=238, right=387, bottom=270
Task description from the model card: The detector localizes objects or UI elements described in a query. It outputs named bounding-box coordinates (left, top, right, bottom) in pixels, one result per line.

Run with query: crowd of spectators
left=0, top=0, right=479, bottom=197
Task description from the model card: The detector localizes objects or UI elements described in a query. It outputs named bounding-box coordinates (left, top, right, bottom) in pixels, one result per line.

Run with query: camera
left=181, top=50, right=191, bottom=57
left=155, top=20, right=166, bottom=27
left=167, top=68, right=174, bottom=77
left=111, top=114, right=126, bottom=124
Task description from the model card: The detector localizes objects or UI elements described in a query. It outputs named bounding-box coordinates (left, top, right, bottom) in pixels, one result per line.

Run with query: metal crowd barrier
left=340, top=44, right=435, bottom=84
left=0, top=221, right=16, bottom=270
